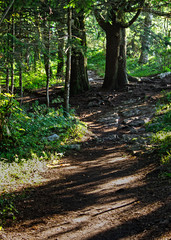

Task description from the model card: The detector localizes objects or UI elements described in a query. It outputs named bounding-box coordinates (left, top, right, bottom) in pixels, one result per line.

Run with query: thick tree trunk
left=70, top=10, right=89, bottom=95
left=117, top=28, right=128, bottom=88
left=102, top=25, right=121, bottom=90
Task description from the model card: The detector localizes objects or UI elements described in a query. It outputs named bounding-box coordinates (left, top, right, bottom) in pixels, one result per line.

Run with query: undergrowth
left=0, top=100, right=86, bottom=162
left=87, top=50, right=170, bottom=77
left=146, top=91, right=171, bottom=177
left=0, top=96, right=87, bottom=228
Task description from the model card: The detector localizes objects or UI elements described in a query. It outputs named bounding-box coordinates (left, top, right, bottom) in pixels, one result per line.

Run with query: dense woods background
left=0, top=0, right=170, bottom=97
left=0, top=0, right=170, bottom=230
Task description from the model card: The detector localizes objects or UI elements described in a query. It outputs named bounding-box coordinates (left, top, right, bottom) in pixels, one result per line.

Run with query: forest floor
left=1, top=71, right=171, bottom=240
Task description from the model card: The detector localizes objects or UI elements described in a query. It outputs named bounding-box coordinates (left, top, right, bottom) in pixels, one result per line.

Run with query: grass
left=0, top=61, right=64, bottom=93
left=0, top=98, right=87, bottom=228
left=87, top=50, right=105, bottom=77
left=127, top=57, right=170, bottom=77
left=146, top=91, right=171, bottom=177
left=0, top=98, right=87, bottom=189
left=87, top=50, right=170, bottom=77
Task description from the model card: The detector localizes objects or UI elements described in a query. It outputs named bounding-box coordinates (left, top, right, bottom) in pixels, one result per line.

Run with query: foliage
left=87, top=47, right=170, bottom=77
left=0, top=193, right=18, bottom=228
left=0, top=93, right=20, bottom=141
left=0, top=101, right=86, bottom=162
left=146, top=91, right=171, bottom=177
left=87, top=50, right=105, bottom=77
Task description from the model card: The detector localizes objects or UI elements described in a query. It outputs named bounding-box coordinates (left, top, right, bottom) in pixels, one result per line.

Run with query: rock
left=123, top=119, right=132, bottom=125
left=68, top=144, right=81, bottom=151
left=122, top=134, right=138, bottom=143
left=130, top=127, right=138, bottom=134
left=47, top=134, right=60, bottom=142
left=122, top=109, right=141, bottom=118
left=88, top=101, right=99, bottom=107
left=129, top=119, right=145, bottom=127
left=138, top=127, right=146, bottom=133
left=122, top=99, right=138, bottom=105
left=158, top=72, right=171, bottom=79
left=98, top=112, right=119, bottom=126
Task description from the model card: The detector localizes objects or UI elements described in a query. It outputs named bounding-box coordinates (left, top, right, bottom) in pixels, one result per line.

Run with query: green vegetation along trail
left=1, top=72, right=171, bottom=239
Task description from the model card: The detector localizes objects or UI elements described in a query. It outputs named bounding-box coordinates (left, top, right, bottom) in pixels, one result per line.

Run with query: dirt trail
left=1, top=72, right=171, bottom=240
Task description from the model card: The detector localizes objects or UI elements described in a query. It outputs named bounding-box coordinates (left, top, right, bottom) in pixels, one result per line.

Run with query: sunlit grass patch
left=0, top=156, right=47, bottom=192
left=146, top=91, right=171, bottom=177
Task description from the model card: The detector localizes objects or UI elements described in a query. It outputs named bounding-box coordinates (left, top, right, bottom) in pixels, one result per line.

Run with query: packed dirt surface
left=1, top=71, right=171, bottom=239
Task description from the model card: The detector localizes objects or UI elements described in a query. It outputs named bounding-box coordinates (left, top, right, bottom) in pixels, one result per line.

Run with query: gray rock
left=47, top=134, right=60, bottom=142
left=98, top=112, right=119, bottom=126
left=122, top=134, right=138, bottom=143
left=68, top=144, right=81, bottom=151
left=129, top=119, right=145, bottom=127
left=138, top=127, right=146, bottom=133
left=130, top=127, right=138, bottom=134
left=158, top=72, right=171, bottom=79
left=122, top=109, right=141, bottom=118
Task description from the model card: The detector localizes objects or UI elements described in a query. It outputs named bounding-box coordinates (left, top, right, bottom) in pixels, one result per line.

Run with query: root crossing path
left=1, top=72, right=171, bottom=240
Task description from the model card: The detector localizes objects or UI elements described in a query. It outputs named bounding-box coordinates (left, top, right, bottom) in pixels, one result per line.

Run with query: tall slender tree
left=139, top=11, right=153, bottom=64
left=64, top=2, right=72, bottom=113
left=70, top=9, right=89, bottom=95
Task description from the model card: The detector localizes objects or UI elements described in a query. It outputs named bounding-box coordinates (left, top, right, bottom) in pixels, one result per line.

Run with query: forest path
left=1, top=72, right=171, bottom=240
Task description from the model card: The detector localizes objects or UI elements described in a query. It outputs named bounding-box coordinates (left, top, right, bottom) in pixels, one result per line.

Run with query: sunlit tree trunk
left=139, top=12, right=153, bottom=64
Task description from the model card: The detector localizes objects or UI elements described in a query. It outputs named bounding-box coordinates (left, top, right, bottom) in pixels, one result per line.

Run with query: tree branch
left=0, top=0, right=15, bottom=25
left=142, top=7, right=171, bottom=18
left=120, top=0, right=145, bottom=28
left=94, top=9, right=109, bottom=31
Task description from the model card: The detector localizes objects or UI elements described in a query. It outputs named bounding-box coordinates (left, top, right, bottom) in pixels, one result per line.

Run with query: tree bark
left=11, top=14, right=15, bottom=94
left=139, top=12, right=153, bottom=64
left=117, top=28, right=128, bottom=88
left=70, top=10, right=89, bottom=95
left=64, top=3, right=72, bottom=113
left=94, top=1, right=145, bottom=90
left=102, top=24, right=121, bottom=89
left=57, top=28, right=65, bottom=77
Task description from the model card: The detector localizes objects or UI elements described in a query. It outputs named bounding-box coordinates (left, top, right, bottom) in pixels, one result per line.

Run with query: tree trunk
left=139, top=12, right=152, bottom=64
left=57, top=28, right=65, bottom=77
left=19, top=66, right=23, bottom=102
left=11, top=14, right=15, bottom=94
left=44, top=22, right=51, bottom=107
left=64, top=3, right=72, bottom=113
left=70, top=10, right=89, bottom=95
left=102, top=24, right=121, bottom=90
left=117, top=28, right=128, bottom=88
left=6, top=67, right=10, bottom=93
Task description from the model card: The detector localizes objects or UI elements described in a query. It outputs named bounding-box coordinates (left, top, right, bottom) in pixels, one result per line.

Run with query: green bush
left=0, top=193, right=18, bottom=228
left=0, top=93, right=21, bottom=142
left=0, top=102, right=86, bottom=162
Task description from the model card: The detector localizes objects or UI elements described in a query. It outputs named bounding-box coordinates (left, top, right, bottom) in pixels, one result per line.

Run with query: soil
left=0, top=71, right=171, bottom=240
